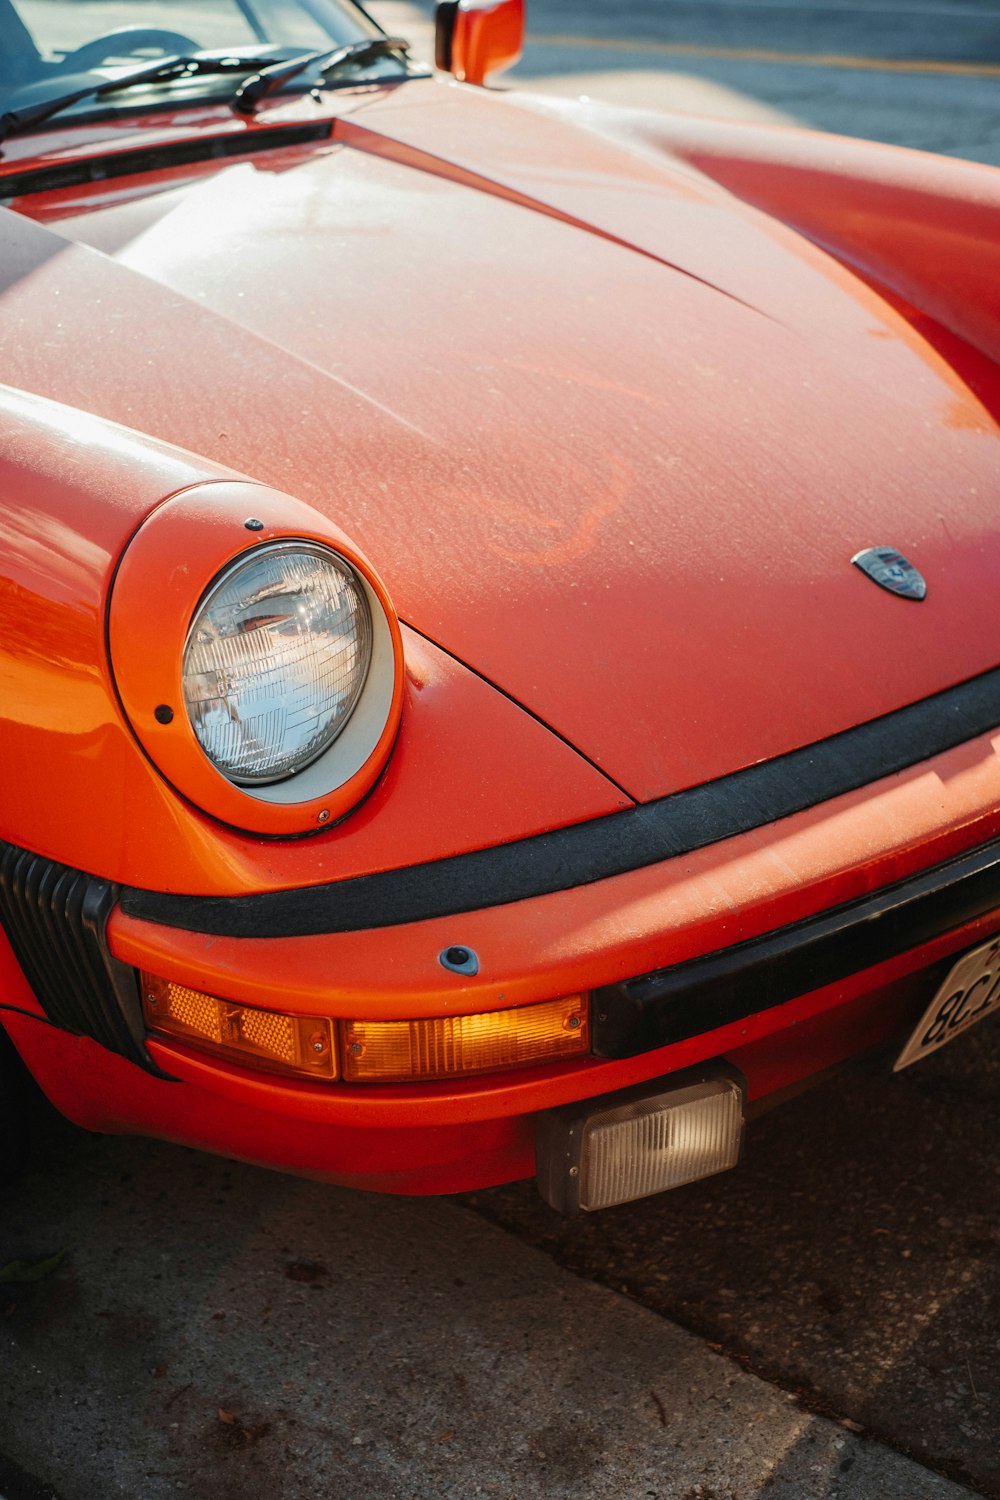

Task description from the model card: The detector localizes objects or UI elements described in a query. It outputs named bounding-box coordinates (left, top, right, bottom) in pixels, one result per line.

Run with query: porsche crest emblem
left=851, top=547, right=927, bottom=601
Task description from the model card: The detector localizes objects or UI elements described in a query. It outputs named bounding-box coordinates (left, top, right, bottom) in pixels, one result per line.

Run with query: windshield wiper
left=0, top=53, right=285, bottom=145
left=232, top=37, right=410, bottom=115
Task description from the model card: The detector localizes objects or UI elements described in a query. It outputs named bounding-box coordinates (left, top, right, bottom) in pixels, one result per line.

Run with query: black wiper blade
left=319, top=37, right=410, bottom=82
left=232, top=37, right=409, bottom=115
left=0, top=53, right=283, bottom=145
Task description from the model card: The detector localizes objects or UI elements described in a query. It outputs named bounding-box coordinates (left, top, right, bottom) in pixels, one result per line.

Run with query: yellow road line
left=525, top=30, right=1000, bottom=77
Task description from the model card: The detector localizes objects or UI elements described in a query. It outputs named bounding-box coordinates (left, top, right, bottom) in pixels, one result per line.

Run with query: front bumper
left=5, top=712, right=1000, bottom=1195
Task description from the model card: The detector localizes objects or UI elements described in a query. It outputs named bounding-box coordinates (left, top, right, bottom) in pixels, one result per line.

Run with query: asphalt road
left=0, top=1054, right=993, bottom=1500
left=465, top=1024, right=1000, bottom=1496
left=520, top=0, right=1000, bottom=59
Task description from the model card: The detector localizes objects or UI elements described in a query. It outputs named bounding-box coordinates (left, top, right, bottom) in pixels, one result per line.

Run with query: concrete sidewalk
left=0, top=1120, right=979, bottom=1500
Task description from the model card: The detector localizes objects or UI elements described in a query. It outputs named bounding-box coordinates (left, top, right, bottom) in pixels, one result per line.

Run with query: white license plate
left=895, top=935, right=1000, bottom=1071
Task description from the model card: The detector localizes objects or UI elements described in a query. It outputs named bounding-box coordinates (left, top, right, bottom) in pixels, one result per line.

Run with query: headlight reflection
left=183, top=542, right=373, bottom=784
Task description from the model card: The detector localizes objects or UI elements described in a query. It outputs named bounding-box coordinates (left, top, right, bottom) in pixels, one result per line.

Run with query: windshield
left=0, top=0, right=407, bottom=124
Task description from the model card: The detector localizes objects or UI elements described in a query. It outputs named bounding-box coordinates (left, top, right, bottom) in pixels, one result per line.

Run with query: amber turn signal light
left=141, top=974, right=589, bottom=1084
left=141, top=972, right=337, bottom=1080
left=340, top=993, right=589, bottom=1082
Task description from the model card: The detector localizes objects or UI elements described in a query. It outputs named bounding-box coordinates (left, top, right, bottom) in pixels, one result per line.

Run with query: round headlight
left=183, top=542, right=373, bottom=785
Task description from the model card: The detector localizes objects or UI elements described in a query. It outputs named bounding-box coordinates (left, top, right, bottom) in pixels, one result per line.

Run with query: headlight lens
left=182, top=542, right=373, bottom=785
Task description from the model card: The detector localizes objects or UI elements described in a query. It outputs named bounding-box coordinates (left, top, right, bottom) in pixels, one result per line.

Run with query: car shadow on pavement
left=0, top=1044, right=990, bottom=1500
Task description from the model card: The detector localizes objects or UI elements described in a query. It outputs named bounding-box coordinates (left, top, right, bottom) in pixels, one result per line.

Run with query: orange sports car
left=2, top=0, right=999, bottom=1210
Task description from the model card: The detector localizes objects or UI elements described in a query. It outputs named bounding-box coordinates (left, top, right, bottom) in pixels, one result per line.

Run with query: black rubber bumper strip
left=592, top=835, right=1000, bottom=1058
left=120, top=662, right=1000, bottom=939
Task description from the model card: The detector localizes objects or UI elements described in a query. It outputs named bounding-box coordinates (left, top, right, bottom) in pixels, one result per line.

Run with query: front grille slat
left=0, top=841, right=169, bottom=1076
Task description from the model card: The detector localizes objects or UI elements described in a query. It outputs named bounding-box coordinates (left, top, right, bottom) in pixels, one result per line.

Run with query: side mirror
left=435, top=0, right=524, bottom=87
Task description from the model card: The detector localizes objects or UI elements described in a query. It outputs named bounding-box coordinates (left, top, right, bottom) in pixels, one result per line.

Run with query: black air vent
left=0, top=841, right=168, bottom=1075
left=0, top=121, right=333, bottom=201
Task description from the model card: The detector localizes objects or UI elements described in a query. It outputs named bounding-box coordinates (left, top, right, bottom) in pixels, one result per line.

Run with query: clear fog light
left=535, top=1068, right=745, bottom=1212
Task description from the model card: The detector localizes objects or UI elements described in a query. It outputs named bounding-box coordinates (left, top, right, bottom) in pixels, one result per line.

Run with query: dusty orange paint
left=2, top=51, right=1000, bottom=1196
left=109, top=481, right=405, bottom=837
left=5, top=93, right=999, bottom=809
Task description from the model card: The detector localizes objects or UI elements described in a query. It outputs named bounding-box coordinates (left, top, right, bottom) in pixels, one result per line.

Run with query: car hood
left=6, top=81, right=1000, bottom=802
